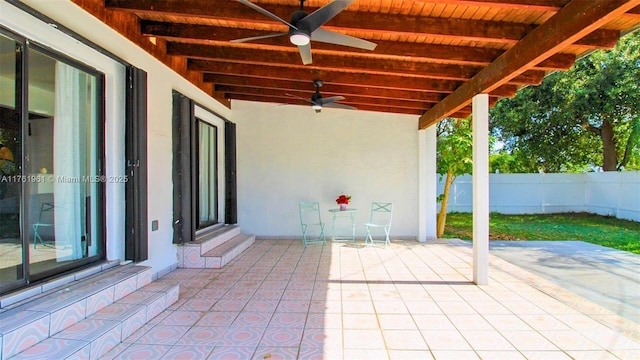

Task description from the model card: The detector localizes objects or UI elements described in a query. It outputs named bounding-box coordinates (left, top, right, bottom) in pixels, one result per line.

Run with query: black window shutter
left=125, top=66, right=148, bottom=262
left=172, top=92, right=195, bottom=244
left=225, top=121, right=237, bottom=224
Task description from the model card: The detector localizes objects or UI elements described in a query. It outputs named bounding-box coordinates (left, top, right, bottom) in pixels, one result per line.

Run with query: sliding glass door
left=0, top=30, right=104, bottom=292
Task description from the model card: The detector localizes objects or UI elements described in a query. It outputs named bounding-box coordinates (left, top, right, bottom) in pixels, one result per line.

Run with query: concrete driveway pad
left=489, top=240, right=640, bottom=324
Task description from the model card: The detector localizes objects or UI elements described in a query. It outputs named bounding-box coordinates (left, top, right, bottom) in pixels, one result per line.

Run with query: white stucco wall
left=6, top=0, right=232, bottom=275
left=233, top=100, right=421, bottom=238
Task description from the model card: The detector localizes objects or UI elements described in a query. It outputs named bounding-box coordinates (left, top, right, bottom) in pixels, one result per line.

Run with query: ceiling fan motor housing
left=312, top=80, right=323, bottom=104
left=289, top=10, right=310, bottom=45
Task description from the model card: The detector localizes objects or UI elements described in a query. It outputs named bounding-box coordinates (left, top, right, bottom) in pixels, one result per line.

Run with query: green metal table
left=328, top=208, right=358, bottom=242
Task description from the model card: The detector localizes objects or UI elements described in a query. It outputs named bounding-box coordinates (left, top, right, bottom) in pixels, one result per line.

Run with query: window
left=198, top=120, right=218, bottom=229
left=172, top=93, right=230, bottom=243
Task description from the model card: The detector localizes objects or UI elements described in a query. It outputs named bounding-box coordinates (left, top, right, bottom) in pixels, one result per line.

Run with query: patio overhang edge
left=418, top=0, right=640, bottom=129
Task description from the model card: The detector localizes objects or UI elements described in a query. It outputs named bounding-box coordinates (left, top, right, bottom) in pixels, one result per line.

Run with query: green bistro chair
left=299, top=201, right=327, bottom=247
left=33, top=201, right=55, bottom=249
left=364, top=202, right=393, bottom=246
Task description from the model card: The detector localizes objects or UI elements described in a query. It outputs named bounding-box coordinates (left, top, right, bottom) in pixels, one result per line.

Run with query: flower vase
left=340, top=204, right=347, bottom=211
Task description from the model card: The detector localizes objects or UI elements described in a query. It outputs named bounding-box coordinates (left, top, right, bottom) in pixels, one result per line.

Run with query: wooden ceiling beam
left=144, top=21, right=576, bottom=70
left=228, top=94, right=471, bottom=118
left=417, top=1, right=640, bottom=17
left=207, top=73, right=511, bottom=101
left=212, top=78, right=446, bottom=102
left=215, top=83, right=501, bottom=105
left=214, top=84, right=442, bottom=104
left=536, top=53, right=576, bottom=70
left=108, top=0, right=614, bottom=47
left=190, top=59, right=537, bottom=93
left=144, top=24, right=502, bottom=65
left=169, top=43, right=483, bottom=81
left=191, top=59, right=463, bottom=93
left=419, top=0, right=638, bottom=129
left=221, top=86, right=498, bottom=112
left=228, top=94, right=426, bottom=116
left=419, top=0, right=566, bottom=11
left=576, top=29, right=621, bottom=49
left=169, top=42, right=545, bottom=85
left=216, top=86, right=437, bottom=110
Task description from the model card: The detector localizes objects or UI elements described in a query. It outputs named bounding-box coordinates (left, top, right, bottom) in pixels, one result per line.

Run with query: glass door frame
left=0, top=27, right=106, bottom=294
left=0, top=27, right=27, bottom=293
left=25, top=41, right=106, bottom=284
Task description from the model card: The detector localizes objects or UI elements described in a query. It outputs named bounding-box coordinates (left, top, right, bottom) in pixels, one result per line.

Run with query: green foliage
left=442, top=212, right=640, bottom=254
left=490, top=30, right=640, bottom=172
left=489, top=151, right=537, bottom=173
left=626, top=151, right=640, bottom=170
left=623, top=118, right=640, bottom=170
left=436, top=117, right=473, bottom=178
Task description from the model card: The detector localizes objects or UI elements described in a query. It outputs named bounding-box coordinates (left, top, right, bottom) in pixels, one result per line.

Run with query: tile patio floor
left=100, top=239, right=640, bottom=359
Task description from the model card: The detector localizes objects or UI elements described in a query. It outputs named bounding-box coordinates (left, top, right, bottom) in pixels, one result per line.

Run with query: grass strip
left=442, top=212, right=640, bottom=254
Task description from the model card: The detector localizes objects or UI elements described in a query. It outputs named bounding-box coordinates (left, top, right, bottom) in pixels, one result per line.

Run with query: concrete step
left=0, top=264, right=179, bottom=360
left=177, top=225, right=254, bottom=269
left=0, top=261, right=122, bottom=310
left=196, top=225, right=241, bottom=254
left=202, top=234, right=256, bottom=268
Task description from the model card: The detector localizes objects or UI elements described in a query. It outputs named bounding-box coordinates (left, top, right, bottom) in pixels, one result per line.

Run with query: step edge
left=202, top=234, right=255, bottom=257
left=0, top=262, right=133, bottom=311
left=0, top=309, right=50, bottom=334
left=6, top=337, right=90, bottom=360
left=180, top=225, right=240, bottom=247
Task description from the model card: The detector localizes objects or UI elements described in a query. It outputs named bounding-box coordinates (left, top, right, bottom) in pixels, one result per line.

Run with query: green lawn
left=442, top=212, right=640, bottom=255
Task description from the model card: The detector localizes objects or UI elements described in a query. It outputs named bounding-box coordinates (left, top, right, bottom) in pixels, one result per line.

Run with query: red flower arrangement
left=336, top=194, right=351, bottom=205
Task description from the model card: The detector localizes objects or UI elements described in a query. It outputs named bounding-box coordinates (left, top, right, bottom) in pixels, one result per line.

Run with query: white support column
left=472, top=94, right=490, bottom=285
left=418, top=126, right=438, bottom=242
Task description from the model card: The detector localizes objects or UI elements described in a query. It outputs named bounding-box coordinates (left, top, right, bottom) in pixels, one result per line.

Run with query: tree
left=491, top=30, right=640, bottom=172
left=489, top=149, right=536, bottom=173
left=436, top=117, right=473, bottom=237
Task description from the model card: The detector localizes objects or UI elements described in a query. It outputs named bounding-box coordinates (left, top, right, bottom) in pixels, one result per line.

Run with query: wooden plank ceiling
left=78, top=0, right=640, bottom=128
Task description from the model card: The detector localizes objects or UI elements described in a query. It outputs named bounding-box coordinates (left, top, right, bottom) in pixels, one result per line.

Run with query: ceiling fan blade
left=311, top=28, right=377, bottom=50
left=298, top=43, right=312, bottom=65
left=230, top=32, right=288, bottom=43
left=298, top=0, right=354, bottom=33
left=320, top=96, right=345, bottom=105
left=235, top=0, right=298, bottom=29
left=286, top=93, right=314, bottom=104
left=324, top=102, right=357, bottom=110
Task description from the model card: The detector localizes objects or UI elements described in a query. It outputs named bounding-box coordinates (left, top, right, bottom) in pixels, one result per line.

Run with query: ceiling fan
left=232, top=0, right=377, bottom=64
left=287, top=80, right=357, bottom=113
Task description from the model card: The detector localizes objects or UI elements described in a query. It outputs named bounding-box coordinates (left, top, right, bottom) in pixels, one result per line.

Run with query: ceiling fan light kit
left=289, top=31, right=310, bottom=46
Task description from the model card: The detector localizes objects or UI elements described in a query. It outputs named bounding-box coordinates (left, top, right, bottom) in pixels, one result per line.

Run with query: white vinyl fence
left=437, top=171, right=640, bottom=222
